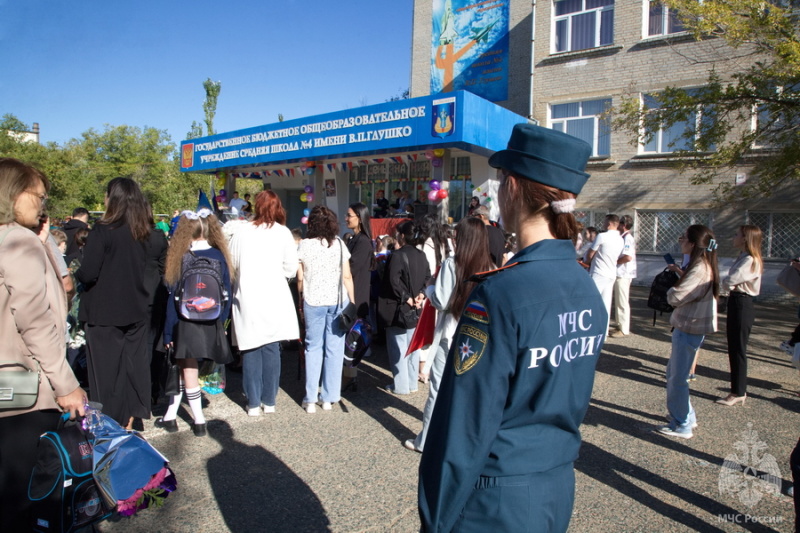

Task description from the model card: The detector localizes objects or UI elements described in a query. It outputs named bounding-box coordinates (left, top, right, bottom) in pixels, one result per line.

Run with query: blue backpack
left=28, top=418, right=112, bottom=532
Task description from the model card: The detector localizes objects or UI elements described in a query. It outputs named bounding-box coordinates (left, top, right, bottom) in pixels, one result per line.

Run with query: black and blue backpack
left=175, top=251, right=228, bottom=321
left=28, top=418, right=111, bottom=532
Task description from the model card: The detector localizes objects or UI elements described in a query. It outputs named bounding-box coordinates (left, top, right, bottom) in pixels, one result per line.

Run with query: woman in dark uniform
left=418, top=124, right=607, bottom=533
left=343, top=203, right=374, bottom=390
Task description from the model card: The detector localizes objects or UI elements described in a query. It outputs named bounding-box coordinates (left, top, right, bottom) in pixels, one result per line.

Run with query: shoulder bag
left=777, top=263, right=800, bottom=297
left=394, top=251, right=421, bottom=329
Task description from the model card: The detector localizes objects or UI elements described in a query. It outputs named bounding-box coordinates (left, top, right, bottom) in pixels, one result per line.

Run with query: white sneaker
left=262, top=405, right=275, bottom=414
left=321, top=402, right=332, bottom=411
left=247, top=407, right=261, bottom=417
left=303, top=402, right=316, bottom=414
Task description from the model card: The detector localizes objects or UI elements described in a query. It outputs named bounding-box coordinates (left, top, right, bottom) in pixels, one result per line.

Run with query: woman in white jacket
left=404, top=217, right=494, bottom=452
left=228, top=191, right=299, bottom=416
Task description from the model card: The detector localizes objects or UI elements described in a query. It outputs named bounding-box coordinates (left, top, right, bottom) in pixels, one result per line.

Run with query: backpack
left=175, top=251, right=227, bottom=322
left=344, top=318, right=371, bottom=367
left=29, top=419, right=112, bottom=532
left=647, top=268, right=680, bottom=325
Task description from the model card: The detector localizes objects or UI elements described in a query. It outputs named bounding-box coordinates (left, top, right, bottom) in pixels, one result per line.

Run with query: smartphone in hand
left=664, top=253, right=675, bottom=265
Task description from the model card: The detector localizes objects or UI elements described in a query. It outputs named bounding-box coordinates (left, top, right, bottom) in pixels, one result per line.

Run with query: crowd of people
left=1, top=114, right=798, bottom=531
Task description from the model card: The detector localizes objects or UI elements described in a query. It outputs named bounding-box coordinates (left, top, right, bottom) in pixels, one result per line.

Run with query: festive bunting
left=372, top=158, right=384, bottom=164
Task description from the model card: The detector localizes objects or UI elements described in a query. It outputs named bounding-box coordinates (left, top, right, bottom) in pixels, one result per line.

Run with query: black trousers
left=726, top=292, right=755, bottom=396
left=791, top=438, right=800, bottom=532
left=0, top=409, right=61, bottom=532
left=86, top=321, right=151, bottom=425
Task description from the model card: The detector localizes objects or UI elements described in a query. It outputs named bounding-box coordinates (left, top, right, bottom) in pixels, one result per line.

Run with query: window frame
left=645, top=0, right=687, bottom=38
left=638, top=91, right=714, bottom=154
left=550, top=98, right=612, bottom=157
left=553, top=0, right=615, bottom=53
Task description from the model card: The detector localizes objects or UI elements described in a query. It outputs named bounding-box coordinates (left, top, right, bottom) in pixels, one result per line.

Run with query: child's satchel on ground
left=29, top=417, right=112, bottom=532
left=176, top=251, right=228, bottom=321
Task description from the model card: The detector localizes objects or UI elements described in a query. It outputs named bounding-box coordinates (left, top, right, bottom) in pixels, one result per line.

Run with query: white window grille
left=635, top=210, right=713, bottom=254
left=747, top=212, right=800, bottom=259
left=551, top=99, right=612, bottom=156
left=554, top=0, right=614, bottom=53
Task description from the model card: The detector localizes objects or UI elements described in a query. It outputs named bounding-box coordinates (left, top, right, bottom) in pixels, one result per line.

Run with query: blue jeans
left=386, top=326, right=419, bottom=394
left=666, top=329, right=704, bottom=429
left=242, top=342, right=281, bottom=409
left=415, top=336, right=449, bottom=450
left=303, top=301, right=346, bottom=404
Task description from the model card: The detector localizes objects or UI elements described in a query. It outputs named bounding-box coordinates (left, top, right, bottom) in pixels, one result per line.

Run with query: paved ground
left=98, top=287, right=800, bottom=532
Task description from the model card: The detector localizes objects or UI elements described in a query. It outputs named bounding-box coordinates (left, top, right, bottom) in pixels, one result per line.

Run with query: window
left=647, top=1, right=686, bottom=36
left=554, top=0, right=614, bottom=53
left=640, top=92, right=714, bottom=154
left=753, top=85, right=800, bottom=148
left=748, top=212, right=800, bottom=259
left=574, top=210, right=610, bottom=230
left=449, top=157, right=473, bottom=222
left=636, top=210, right=713, bottom=253
left=551, top=99, right=611, bottom=156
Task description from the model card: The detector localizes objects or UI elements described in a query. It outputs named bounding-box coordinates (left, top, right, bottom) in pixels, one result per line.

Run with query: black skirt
left=173, top=319, right=233, bottom=364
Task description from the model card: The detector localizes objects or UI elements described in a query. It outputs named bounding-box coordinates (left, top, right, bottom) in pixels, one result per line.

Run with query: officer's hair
left=504, top=171, right=579, bottom=241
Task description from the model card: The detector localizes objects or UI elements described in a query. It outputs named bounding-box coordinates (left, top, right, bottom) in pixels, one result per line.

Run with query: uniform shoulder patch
left=463, top=300, right=489, bottom=324
left=454, top=323, right=488, bottom=375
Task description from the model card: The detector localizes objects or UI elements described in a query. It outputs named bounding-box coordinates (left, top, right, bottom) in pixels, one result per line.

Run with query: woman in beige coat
left=0, top=158, right=85, bottom=530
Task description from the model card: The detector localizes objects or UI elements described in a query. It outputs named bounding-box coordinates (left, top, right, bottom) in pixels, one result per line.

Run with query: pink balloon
left=424, top=150, right=434, bottom=160
left=428, top=190, right=439, bottom=202
left=306, top=193, right=314, bottom=202
left=437, top=189, right=448, bottom=199
left=301, top=216, right=309, bottom=224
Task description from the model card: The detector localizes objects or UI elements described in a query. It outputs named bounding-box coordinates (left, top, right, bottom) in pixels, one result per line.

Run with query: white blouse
left=298, top=237, right=351, bottom=307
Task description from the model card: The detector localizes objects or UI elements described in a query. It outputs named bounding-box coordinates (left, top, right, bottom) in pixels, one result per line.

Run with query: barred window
left=635, top=210, right=713, bottom=254
left=574, top=210, right=610, bottom=230
left=449, top=157, right=474, bottom=222
left=747, top=212, right=800, bottom=259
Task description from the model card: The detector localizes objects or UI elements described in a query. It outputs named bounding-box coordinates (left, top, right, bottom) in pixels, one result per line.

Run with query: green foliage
left=614, top=0, right=800, bottom=204
left=202, top=78, right=222, bottom=137
left=386, top=88, right=411, bottom=102
left=1, top=114, right=210, bottom=218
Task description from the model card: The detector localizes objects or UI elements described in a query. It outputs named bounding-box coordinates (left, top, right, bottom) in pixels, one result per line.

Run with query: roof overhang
left=179, top=90, right=528, bottom=174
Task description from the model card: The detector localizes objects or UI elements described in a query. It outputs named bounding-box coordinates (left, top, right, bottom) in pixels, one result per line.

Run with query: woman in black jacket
left=378, top=220, right=430, bottom=395
left=343, top=203, right=374, bottom=390
left=75, top=177, right=152, bottom=428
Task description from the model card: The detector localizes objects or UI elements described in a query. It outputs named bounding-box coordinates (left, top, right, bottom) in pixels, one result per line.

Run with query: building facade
left=411, top=0, right=800, bottom=296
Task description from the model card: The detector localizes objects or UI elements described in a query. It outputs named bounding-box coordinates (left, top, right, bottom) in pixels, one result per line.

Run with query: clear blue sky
left=0, top=0, right=413, bottom=146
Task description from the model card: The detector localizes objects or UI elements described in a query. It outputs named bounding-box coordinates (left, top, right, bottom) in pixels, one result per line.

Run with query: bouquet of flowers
left=84, top=402, right=177, bottom=517
left=198, top=360, right=226, bottom=395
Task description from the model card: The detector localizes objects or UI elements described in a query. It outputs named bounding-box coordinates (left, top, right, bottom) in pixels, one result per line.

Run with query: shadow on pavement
left=206, top=420, right=331, bottom=532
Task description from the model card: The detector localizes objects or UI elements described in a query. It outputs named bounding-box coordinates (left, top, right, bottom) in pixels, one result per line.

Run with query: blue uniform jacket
left=418, top=239, right=607, bottom=532
left=163, top=247, right=232, bottom=345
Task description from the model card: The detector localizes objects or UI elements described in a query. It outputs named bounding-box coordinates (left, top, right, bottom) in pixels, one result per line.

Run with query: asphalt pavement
left=97, top=287, right=800, bottom=532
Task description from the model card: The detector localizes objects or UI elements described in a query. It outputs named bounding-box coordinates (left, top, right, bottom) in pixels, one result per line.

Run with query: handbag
left=0, top=360, right=40, bottom=410
left=335, top=239, right=357, bottom=331
left=777, top=263, right=800, bottom=297
left=163, top=348, right=181, bottom=397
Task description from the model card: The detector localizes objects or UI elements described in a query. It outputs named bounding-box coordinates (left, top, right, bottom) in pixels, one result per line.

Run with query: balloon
left=485, top=197, right=492, bottom=202
left=437, top=189, right=448, bottom=199
left=431, top=158, right=442, bottom=167
left=429, top=180, right=441, bottom=191
left=301, top=216, right=308, bottom=224
left=219, top=189, right=226, bottom=196
left=475, top=187, right=481, bottom=192
left=428, top=190, right=439, bottom=202
left=306, top=193, right=314, bottom=202
left=306, top=167, right=314, bottom=176
left=300, top=193, right=308, bottom=202
left=433, top=149, right=445, bottom=158
left=305, top=161, right=315, bottom=168
left=424, top=150, right=434, bottom=160
left=304, top=185, right=313, bottom=193
left=303, top=208, right=310, bottom=216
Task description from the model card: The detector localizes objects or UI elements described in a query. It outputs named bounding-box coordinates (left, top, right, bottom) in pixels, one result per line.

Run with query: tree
left=202, top=78, right=222, bottom=136
left=614, top=0, right=800, bottom=203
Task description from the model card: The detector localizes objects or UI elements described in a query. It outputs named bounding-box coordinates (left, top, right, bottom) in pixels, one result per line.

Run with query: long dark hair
left=418, top=213, right=451, bottom=268
left=101, top=177, right=151, bottom=242
left=675, top=224, right=720, bottom=298
left=307, top=205, right=339, bottom=247
left=395, top=220, right=420, bottom=247
left=449, top=217, right=495, bottom=319
left=349, top=202, right=373, bottom=241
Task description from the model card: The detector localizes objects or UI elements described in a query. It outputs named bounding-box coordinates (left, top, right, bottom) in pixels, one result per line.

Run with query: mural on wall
left=430, top=0, right=509, bottom=102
